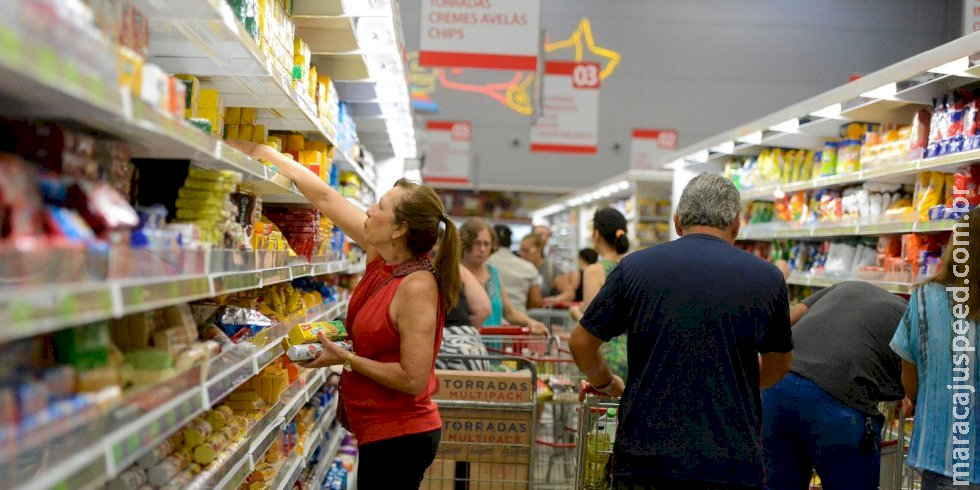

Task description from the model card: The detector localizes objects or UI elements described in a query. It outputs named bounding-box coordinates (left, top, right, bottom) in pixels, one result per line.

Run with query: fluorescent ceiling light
left=768, top=118, right=799, bottom=133
left=617, top=181, right=630, bottom=191
left=860, top=82, right=897, bottom=99
left=928, top=57, right=970, bottom=75
left=735, top=131, right=763, bottom=145
left=711, top=140, right=735, bottom=154
left=810, top=103, right=842, bottom=119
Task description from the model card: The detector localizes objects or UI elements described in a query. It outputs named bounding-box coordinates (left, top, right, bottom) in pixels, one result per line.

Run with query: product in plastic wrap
left=287, top=320, right=347, bottom=345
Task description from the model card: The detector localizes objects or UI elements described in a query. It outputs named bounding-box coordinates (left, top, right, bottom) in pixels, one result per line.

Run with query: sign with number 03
left=423, top=120, right=473, bottom=185
left=530, top=62, right=600, bottom=154
left=630, top=129, right=679, bottom=169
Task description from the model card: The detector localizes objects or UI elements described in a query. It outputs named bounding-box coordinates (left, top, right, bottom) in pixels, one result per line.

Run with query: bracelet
left=343, top=352, right=355, bottom=372
left=592, top=377, right=614, bottom=391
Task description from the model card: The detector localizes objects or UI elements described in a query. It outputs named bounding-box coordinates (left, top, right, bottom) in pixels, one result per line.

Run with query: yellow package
left=240, top=125, right=254, bottom=142
left=118, top=48, right=144, bottom=96
left=915, top=172, right=945, bottom=221
left=198, top=89, right=221, bottom=109
left=225, top=107, right=242, bottom=125
left=252, top=124, right=268, bottom=144
left=946, top=173, right=956, bottom=206
left=226, top=124, right=240, bottom=141
left=288, top=322, right=322, bottom=345
left=182, top=418, right=213, bottom=448
left=226, top=397, right=266, bottom=411
left=306, top=140, right=328, bottom=152
left=268, top=136, right=282, bottom=151
left=241, top=107, right=258, bottom=125
left=205, top=405, right=234, bottom=432
left=286, top=134, right=305, bottom=151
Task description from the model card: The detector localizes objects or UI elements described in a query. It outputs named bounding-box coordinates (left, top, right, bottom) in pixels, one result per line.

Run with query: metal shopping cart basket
left=477, top=328, right=586, bottom=489
left=422, top=354, right=538, bottom=490
left=576, top=394, right=620, bottom=490
left=528, top=306, right=577, bottom=335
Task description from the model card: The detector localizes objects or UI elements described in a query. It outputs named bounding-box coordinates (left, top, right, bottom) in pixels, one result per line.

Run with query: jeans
left=762, top=373, right=883, bottom=490
left=921, top=470, right=980, bottom=490
left=357, top=429, right=441, bottom=490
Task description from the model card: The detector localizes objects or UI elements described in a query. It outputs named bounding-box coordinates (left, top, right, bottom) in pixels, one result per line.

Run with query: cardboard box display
left=436, top=407, right=533, bottom=464
left=433, top=370, right=533, bottom=403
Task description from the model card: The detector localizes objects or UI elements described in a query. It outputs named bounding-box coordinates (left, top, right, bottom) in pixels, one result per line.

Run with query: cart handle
left=579, top=379, right=618, bottom=402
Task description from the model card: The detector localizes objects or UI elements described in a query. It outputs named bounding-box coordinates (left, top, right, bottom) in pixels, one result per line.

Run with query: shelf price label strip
left=104, top=387, right=205, bottom=475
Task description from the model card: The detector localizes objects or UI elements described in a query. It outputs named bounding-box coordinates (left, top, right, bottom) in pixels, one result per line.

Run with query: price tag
left=63, top=60, right=81, bottom=91
left=58, top=294, right=77, bottom=322
left=9, top=300, right=32, bottom=324
left=167, top=410, right=177, bottom=427
left=127, top=433, right=140, bottom=456
left=148, top=421, right=160, bottom=440
left=129, top=287, right=144, bottom=307
left=0, top=30, right=23, bottom=66
left=169, top=282, right=180, bottom=297
left=36, top=46, right=57, bottom=83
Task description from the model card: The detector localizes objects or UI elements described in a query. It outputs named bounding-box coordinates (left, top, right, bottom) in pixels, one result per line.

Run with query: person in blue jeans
left=763, top=281, right=907, bottom=489
left=890, top=208, right=980, bottom=489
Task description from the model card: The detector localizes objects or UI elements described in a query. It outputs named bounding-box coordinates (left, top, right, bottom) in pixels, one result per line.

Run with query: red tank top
left=339, top=256, right=445, bottom=444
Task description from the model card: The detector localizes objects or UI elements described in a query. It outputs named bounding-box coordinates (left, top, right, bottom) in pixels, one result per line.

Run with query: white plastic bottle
left=605, top=407, right=619, bottom=444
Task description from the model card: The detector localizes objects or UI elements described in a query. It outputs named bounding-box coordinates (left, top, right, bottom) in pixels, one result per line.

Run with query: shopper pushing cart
left=568, top=174, right=793, bottom=489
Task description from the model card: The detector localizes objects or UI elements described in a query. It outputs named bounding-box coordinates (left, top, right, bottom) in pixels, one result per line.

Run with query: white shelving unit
left=0, top=4, right=391, bottom=488
left=650, top=31, right=980, bottom=289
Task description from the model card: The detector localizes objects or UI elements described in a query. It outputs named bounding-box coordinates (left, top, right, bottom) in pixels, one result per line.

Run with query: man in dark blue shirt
left=570, top=173, right=793, bottom=489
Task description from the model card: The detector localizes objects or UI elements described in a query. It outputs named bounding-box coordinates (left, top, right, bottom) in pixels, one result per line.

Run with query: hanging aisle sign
left=419, top=0, right=540, bottom=71
left=630, top=129, right=678, bottom=169
left=529, top=61, right=600, bottom=154
left=423, top=120, right=472, bottom=185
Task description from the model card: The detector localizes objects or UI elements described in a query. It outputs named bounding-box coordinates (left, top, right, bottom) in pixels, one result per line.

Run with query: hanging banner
left=529, top=61, right=600, bottom=154
left=423, top=120, right=472, bottom=185
left=419, top=0, right=540, bottom=71
left=630, top=129, right=678, bottom=169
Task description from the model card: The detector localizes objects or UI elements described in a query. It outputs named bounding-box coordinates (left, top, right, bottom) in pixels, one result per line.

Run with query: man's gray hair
left=676, top=173, right=741, bottom=230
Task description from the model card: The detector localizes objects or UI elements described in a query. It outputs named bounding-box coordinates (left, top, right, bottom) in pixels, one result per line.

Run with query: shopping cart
left=528, top=306, right=577, bottom=335
left=423, top=354, right=538, bottom=490
left=576, top=393, right=620, bottom=490
left=477, top=327, right=586, bottom=489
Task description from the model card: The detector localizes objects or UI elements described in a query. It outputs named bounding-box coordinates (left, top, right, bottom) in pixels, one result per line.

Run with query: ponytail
left=435, top=216, right=462, bottom=312
left=615, top=234, right=629, bottom=254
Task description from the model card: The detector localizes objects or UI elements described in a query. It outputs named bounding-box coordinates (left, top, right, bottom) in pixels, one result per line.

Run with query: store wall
left=402, top=0, right=961, bottom=191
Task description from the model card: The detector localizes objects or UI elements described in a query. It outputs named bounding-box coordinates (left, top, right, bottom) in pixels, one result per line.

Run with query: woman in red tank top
left=228, top=141, right=463, bottom=490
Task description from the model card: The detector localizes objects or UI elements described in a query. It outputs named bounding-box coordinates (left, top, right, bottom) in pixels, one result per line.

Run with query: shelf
left=0, top=5, right=325, bottom=202
left=0, top=256, right=357, bottom=343
left=737, top=219, right=957, bottom=241
left=345, top=196, right=370, bottom=212
left=309, top=425, right=348, bottom=490
left=739, top=148, right=980, bottom=202
left=3, top=300, right=341, bottom=490
left=786, top=273, right=911, bottom=294
left=639, top=216, right=671, bottom=224
left=305, top=400, right=339, bottom=460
